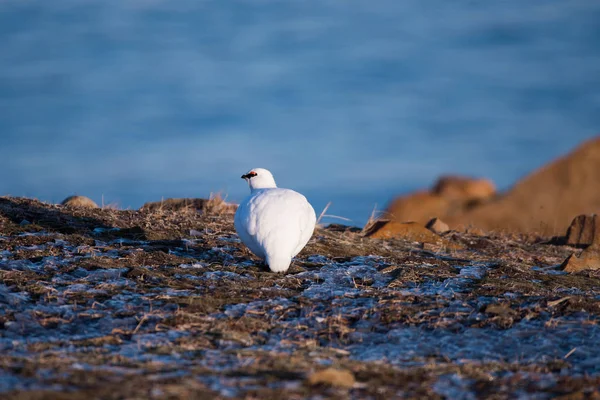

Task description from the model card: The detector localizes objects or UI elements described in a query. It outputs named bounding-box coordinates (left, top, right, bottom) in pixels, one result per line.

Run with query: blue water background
left=1, top=1, right=599, bottom=226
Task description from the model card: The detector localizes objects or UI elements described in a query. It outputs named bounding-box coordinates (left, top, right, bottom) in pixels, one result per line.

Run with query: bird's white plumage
left=234, top=168, right=316, bottom=272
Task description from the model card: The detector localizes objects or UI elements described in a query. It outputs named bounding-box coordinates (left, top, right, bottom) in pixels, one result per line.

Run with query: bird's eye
left=249, top=172, right=257, bottom=177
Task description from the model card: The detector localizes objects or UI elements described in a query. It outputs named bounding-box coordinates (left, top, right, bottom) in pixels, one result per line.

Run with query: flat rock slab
left=364, top=220, right=459, bottom=248
left=561, top=245, right=600, bottom=273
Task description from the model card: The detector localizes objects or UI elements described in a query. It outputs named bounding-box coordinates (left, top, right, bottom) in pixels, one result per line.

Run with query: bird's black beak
left=241, top=172, right=257, bottom=180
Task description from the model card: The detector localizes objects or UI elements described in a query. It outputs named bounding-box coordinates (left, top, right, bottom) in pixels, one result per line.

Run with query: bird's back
left=234, top=188, right=316, bottom=267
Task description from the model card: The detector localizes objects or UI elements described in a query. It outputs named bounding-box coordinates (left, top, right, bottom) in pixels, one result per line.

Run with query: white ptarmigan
left=234, top=168, right=316, bottom=273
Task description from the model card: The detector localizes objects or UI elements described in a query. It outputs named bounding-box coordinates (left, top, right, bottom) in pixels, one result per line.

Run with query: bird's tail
left=266, top=254, right=292, bottom=273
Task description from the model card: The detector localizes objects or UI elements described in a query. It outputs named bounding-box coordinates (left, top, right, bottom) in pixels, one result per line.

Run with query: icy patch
left=202, top=257, right=600, bottom=376
left=0, top=285, right=30, bottom=306
left=217, top=236, right=241, bottom=244
left=532, top=265, right=568, bottom=275
left=93, top=227, right=121, bottom=234
left=64, top=284, right=89, bottom=293
left=18, top=232, right=58, bottom=237
left=297, top=256, right=392, bottom=300
left=306, top=255, right=330, bottom=264
left=0, top=370, right=63, bottom=392
left=0, top=259, right=45, bottom=273
left=222, top=298, right=295, bottom=319
left=84, top=268, right=129, bottom=282
left=399, top=264, right=490, bottom=297
left=433, top=374, right=476, bottom=400
left=202, top=271, right=250, bottom=281
left=0, top=243, right=599, bottom=397
left=15, top=244, right=47, bottom=251
left=178, top=262, right=208, bottom=269
left=157, top=288, right=193, bottom=297
left=348, top=318, right=600, bottom=374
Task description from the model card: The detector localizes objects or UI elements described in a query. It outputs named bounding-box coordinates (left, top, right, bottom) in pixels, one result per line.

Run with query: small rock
left=307, top=368, right=355, bottom=388
left=19, top=219, right=31, bottom=226
left=61, top=195, right=99, bottom=209
left=484, top=303, right=517, bottom=317
left=565, top=214, right=599, bottom=247
left=465, top=227, right=486, bottom=236
left=561, top=214, right=600, bottom=272
left=426, top=217, right=450, bottom=234
left=560, top=245, right=600, bottom=273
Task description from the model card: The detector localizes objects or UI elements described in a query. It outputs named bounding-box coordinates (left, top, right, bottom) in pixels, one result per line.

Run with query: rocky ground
left=1, top=197, right=600, bottom=399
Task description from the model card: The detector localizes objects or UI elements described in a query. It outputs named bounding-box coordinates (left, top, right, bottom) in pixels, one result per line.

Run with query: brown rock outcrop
left=382, top=136, right=600, bottom=235
left=385, top=191, right=450, bottom=225
left=61, top=195, right=99, bottom=209
left=447, top=136, right=600, bottom=235
left=363, top=220, right=460, bottom=249
left=565, top=214, right=599, bottom=247
left=385, top=175, right=495, bottom=226
left=432, top=176, right=496, bottom=203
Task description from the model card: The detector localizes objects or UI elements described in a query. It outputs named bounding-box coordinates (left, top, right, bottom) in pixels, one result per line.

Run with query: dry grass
left=0, top=196, right=599, bottom=399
